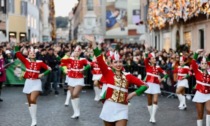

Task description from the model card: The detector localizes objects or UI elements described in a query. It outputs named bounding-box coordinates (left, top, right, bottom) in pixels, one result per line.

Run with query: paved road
left=0, top=86, right=198, bottom=126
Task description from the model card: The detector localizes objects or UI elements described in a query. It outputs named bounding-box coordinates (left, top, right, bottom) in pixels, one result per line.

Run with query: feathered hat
left=111, top=51, right=121, bottom=61
left=74, top=45, right=81, bottom=52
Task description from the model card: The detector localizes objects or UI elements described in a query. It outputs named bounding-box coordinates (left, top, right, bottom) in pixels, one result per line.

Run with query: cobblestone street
left=0, top=86, right=198, bottom=126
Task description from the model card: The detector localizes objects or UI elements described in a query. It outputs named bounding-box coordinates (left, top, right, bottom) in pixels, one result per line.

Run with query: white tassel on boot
left=207, top=115, right=210, bottom=126
left=147, top=106, right=153, bottom=122
left=64, top=90, right=71, bottom=106
left=179, top=95, right=187, bottom=110
left=150, top=104, right=158, bottom=123
left=30, top=104, right=37, bottom=126
left=71, top=98, right=80, bottom=119
left=177, top=94, right=182, bottom=108
left=197, top=120, right=203, bottom=126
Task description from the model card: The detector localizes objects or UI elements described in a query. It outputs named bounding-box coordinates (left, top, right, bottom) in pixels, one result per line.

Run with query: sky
left=54, top=0, right=78, bottom=17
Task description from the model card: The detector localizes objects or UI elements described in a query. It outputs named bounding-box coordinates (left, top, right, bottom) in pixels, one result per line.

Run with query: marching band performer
left=85, top=35, right=148, bottom=126
left=61, top=45, right=90, bottom=119
left=174, top=56, right=190, bottom=110
left=91, top=57, right=102, bottom=101
left=15, top=46, right=51, bottom=126
left=192, top=49, right=210, bottom=126
left=0, top=48, right=6, bottom=102
left=144, top=52, right=168, bottom=123
left=60, top=51, right=71, bottom=106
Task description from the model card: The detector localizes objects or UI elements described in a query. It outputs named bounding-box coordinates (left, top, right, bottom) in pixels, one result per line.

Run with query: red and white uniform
left=61, top=57, right=89, bottom=87
left=16, top=52, right=49, bottom=94
left=96, top=54, right=146, bottom=122
left=144, top=57, right=167, bottom=94
left=191, top=59, right=210, bottom=103
left=173, top=65, right=190, bottom=88
left=91, top=61, right=102, bottom=81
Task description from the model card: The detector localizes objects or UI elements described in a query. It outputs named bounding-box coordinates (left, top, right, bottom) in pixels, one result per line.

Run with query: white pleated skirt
left=193, top=91, right=210, bottom=103
left=177, top=79, right=189, bottom=88
left=23, top=79, right=42, bottom=94
left=145, top=82, right=161, bottom=94
left=92, top=74, right=102, bottom=81
left=68, top=77, right=85, bottom=87
left=100, top=100, right=128, bottom=122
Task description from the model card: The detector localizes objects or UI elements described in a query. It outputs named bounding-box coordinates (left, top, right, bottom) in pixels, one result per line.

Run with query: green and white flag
left=4, top=59, right=25, bottom=85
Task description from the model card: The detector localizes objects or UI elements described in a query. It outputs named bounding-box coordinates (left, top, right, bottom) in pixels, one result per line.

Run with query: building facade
left=0, top=0, right=7, bottom=42
left=41, top=0, right=51, bottom=42
left=27, top=0, right=40, bottom=43
left=72, top=0, right=104, bottom=42
left=8, top=0, right=27, bottom=42
left=141, top=0, right=210, bottom=51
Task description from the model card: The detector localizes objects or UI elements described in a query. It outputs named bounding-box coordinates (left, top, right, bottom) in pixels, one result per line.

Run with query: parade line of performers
left=9, top=36, right=210, bottom=126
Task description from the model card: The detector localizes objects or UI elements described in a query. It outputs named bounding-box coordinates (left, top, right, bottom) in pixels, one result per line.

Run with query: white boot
left=177, top=94, right=182, bottom=108
left=71, top=98, right=80, bottom=119
left=75, top=98, right=80, bottom=117
left=179, top=95, right=187, bottom=110
left=64, top=91, right=71, bottom=106
left=207, top=115, right=210, bottom=126
left=147, top=106, right=153, bottom=122
left=150, top=104, right=158, bottom=123
left=197, top=120, right=203, bottom=126
left=96, top=87, right=102, bottom=101
left=30, top=104, right=37, bottom=126
left=94, top=87, right=99, bottom=101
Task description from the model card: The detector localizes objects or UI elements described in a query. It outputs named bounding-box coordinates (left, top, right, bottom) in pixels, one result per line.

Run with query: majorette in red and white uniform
left=61, top=46, right=90, bottom=87
left=93, top=48, right=148, bottom=122
left=91, top=60, right=102, bottom=81
left=173, top=56, right=190, bottom=88
left=15, top=47, right=51, bottom=94
left=144, top=52, right=168, bottom=94
left=192, top=54, right=210, bottom=103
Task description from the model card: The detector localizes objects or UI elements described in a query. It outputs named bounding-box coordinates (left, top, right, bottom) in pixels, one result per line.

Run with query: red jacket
left=173, top=65, right=190, bottom=80
left=191, top=59, right=210, bottom=94
left=61, top=57, right=89, bottom=78
left=144, top=58, right=167, bottom=84
left=16, top=52, right=49, bottom=79
left=96, top=54, right=146, bottom=105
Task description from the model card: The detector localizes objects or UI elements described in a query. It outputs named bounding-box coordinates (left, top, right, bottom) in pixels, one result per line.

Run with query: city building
left=41, top=0, right=51, bottom=42
left=72, top=0, right=104, bottom=42
left=0, top=0, right=7, bottom=42
left=7, top=0, right=27, bottom=42
left=141, top=0, right=210, bottom=51
left=27, top=0, right=40, bottom=43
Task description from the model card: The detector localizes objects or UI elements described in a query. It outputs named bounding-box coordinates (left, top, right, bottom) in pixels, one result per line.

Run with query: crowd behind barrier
left=0, top=41, right=209, bottom=97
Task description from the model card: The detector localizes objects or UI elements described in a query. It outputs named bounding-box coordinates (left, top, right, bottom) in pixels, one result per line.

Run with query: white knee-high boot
left=64, top=90, right=71, bottom=106
left=94, top=87, right=99, bottom=101
left=96, top=87, right=101, bottom=101
left=197, top=120, right=203, bottom=126
left=30, top=104, right=37, bottom=126
left=151, top=104, right=158, bottom=123
left=179, top=95, right=187, bottom=110
left=71, top=98, right=80, bottom=119
left=147, top=106, right=153, bottom=122
left=207, top=115, right=210, bottom=126
left=177, top=94, right=182, bottom=108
